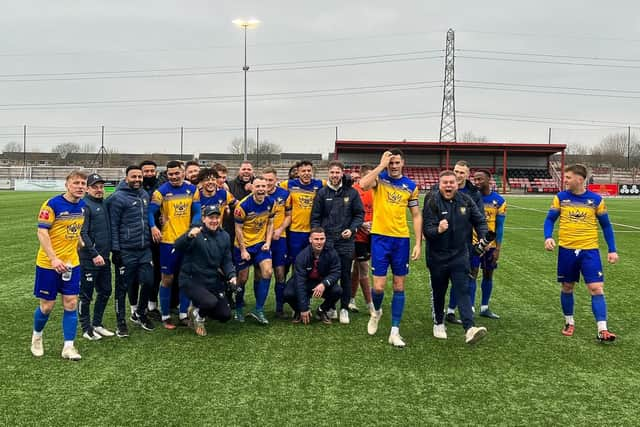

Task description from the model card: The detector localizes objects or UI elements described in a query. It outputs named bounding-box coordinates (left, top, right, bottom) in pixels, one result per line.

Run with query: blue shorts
left=271, top=237, right=288, bottom=267
left=287, top=231, right=309, bottom=265
left=160, top=243, right=182, bottom=275
left=557, top=247, right=604, bottom=284
left=34, top=265, right=81, bottom=300
left=234, top=242, right=272, bottom=271
left=370, top=234, right=410, bottom=277
left=471, top=248, right=498, bottom=271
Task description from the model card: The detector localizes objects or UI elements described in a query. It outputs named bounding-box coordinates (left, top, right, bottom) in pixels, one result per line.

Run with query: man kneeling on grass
left=175, top=205, right=236, bottom=336
left=284, top=227, right=342, bottom=325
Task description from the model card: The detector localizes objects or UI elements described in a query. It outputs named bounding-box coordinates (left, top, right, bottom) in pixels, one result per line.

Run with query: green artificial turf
left=1, top=191, right=639, bottom=425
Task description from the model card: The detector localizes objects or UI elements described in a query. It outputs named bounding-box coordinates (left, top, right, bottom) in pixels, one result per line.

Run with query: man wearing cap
left=175, top=205, right=236, bottom=336
left=78, top=173, right=115, bottom=340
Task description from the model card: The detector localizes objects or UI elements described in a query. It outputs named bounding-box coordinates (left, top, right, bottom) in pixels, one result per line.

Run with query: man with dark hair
left=139, top=160, right=162, bottom=317
left=423, top=170, right=488, bottom=344
left=31, top=170, right=87, bottom=360
left=176, top=205, right=236, bottom=337
left=446, top=159, right=485, bottom=324
left=284, top=227, right=342, bottom=325
left=359, top=149, right=422, bottom=347
left=311, top=160, right=363, bottom=324
left=472, top=169, right=506, bottom=319
left=279, top=160, right=325, bottom=263
left=149, top=160, right=201, bottom=329
left=224, top=161, right=254, bottom=247
left=350, top=164, right=375, bottom=314
left=185, top=160, right=201, bottom=185
left=108, top=165, right=155, bottom=337
left=288, top=161, right=300, bottom=180
left=78, top=173, right=114, bottom=341
left=544, top=164, right=619, bottom=342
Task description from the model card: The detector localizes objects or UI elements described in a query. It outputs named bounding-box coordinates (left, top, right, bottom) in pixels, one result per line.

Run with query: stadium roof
left=334, top=140, right=566, bottom=154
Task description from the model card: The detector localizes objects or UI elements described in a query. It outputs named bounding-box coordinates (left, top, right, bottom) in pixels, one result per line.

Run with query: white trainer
left=93, top=326, right=115, bottom=337
left=465, top=326, right=488, bottom=344
left=348, top=300, right=359, bottom=313
left=433, top=324, right=447, bottom=339
left=388, top=333, right=406, bottom=348
left=61, top=346, right=82, bottom=361
left=327, top=309, right=338, bottom=320
left=367, top=309, right=382, bottom=335
left=339, top=309, right=350, bottom=324
left=82, top=330, right=102, bottom=341
left=31, top=334, right=44, bottom=357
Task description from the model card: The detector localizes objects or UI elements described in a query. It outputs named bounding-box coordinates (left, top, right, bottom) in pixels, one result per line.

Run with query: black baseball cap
left=203, top=205, right=222, bottom=217
left=87, top=173, right=105, bottom=186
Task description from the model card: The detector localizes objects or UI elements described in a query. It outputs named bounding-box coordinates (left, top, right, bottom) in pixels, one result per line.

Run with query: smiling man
left=31, top=170, right=87, bottom=360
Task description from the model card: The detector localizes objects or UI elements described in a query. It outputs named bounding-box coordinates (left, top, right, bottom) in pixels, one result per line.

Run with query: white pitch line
left=508, top=204, right=640, bottom=231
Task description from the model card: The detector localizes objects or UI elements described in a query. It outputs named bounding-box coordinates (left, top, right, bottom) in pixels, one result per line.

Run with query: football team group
left=28, top=149, right=619, bottom=360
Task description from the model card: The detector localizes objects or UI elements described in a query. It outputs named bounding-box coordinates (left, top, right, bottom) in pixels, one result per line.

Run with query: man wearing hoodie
left=139, top=160, right=162, bottom=318
left=311, top=161, right=364, bottom=324
left=108, top=165, right=155, bottom=337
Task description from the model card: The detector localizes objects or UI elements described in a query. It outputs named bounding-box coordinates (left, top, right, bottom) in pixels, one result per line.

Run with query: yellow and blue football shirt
left=36, top=195, right=85, bottom=268
left=547, top=190, right=607, bottom=250
left=199, top=187, right=235, bottom=222
left=278, top=178, right=325, bottom=233
left=150, top=182, right=201, bottom=244
left=234, top=195, right=275, bottom=247
left=268, top=187, right=292, bottom=236
left=370, top=171, right=419, bottom=238
left=473, top=191, right=506, bottom=247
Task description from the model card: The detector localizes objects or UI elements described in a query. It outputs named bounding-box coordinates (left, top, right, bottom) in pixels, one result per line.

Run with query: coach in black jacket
left=78, top=173, right=112, bottom=339
left=175, top=206, right=236, bottom=335
left=284, top=227, right=342, bottom=324
left=423, top=170, right=489, bottom=344
left=107, top=165, right=154, bottom=336
left=311, top=161, right=363, bottom=322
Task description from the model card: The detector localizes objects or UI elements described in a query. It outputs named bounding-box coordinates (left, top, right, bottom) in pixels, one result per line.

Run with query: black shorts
left=354, top=241, right=371, bottom=261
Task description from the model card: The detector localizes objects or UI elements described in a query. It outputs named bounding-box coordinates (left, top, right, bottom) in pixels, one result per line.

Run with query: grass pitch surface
left=1, top=191, right=639, bottom=425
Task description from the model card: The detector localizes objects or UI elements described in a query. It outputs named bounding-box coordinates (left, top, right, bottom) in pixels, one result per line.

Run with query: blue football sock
left=560, top=292, right=574, bottom=316
left=275, top=282, right=285, bottom=311
left=62, top=309, right=78, bottom=341
left=179, top=290, right=190, bottom=314
left=159, top=286, right=171, bottom=316
left=391, top=291, right=405, bottom=327
left=255, top=278, right=270, bottom=311
left=372, top=290, right=384, bottom=311
left=468, top=278, right=477, bottom=307
left=448, top=288, right=457, bottom=310
left=236, top=286, right=245, bottom=310
left=33, top=306, right=50, bottom=333
left=591, top=294, right=607, bottom=322
left=481, top=278, right=493, bottom=306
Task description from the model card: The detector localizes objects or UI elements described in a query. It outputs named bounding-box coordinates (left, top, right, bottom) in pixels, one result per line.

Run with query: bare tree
left=2, top=142, right=22, bottom=152
left=591, top=132, right=639, bottom=168
left=228, top=137, right=245, bottom=155
left=52, top=142, right=81, bottom=158
left=81, top=143, right=97, bottom=153
left=459, top=131, right=487, bottom=143
left=566, top=143, right=590, bottom=165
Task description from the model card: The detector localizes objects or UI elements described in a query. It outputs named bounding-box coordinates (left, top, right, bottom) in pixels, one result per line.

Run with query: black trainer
left=137, top=314, right=155, bottom=331
left=316, top=308, right=332, bottom=325
left=130, top=312, right=141, bottom=325
left=445, top=313, right=462, bottom=325
left=116, top=323, right=129, bottom=338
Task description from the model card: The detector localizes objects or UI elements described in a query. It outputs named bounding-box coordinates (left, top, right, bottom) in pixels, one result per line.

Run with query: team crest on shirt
left=568, top=210, right=587, bottom=221
left=492, top=200, right=498, bottom=207
left=174, top=201, right=188, bottom=216
left=587, top=199, right=594, bottom=206
left=66, top=222, right=81, bottom=239
left=460, top=206, right=467, bottom=215
left=343, top=197, right=349, bottom=204
left=386, top=191, right=403, bottom=204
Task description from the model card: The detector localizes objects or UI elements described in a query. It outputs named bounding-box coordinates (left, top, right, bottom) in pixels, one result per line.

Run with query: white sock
left=564, top=315, right=574, bottom=325
left=390, top=326, right=400, bottom=336
left=471, top=306, right=475, bottom=313
left=349, top=298, right=355, bottom=305
left=130, top=305, right=137, bottom=315
left=63, top=340, right=74, bottom=349
left=161, top=315, right=170, bottom=321
left=447, top=308, right=455, bottom=315
left=33, top=330, right=43, bottom=337
left=192, top=308, right=200, bottom=318
left=597, top=321, right=608, bottom=332
left=179, top=312, right=188, bottom=320
left=195, top=314, right=205, bottom=322
left=148, top=301, right=157, bottom=311
left=481, top=305, right=489, bottom=312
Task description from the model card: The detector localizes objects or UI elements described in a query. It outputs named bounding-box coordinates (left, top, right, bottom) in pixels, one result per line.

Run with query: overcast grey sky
left=1, top=0, right=639, bottom=156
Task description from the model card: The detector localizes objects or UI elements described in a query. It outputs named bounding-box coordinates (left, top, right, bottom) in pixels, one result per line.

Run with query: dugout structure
left=334, top=140, right=567, bottom=194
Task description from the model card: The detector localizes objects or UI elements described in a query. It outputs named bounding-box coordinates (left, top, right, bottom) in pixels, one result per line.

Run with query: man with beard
left=224, top=161, right=254, bottom=243
left=149, top=160, right=201, bottom=329
left=423, top=170, right=488, bottom=344
left=139, top=160, right=162, bottom=318
left=185, top=160, right=201, bottom=186
left=108, top=165, right=155, bottom=337
left=233, top=176, right=275, bottom=324
left=311, top=161, right=363, bottom=324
